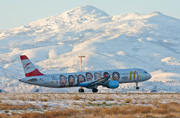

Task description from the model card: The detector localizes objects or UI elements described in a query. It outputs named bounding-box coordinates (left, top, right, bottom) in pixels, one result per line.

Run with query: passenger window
left=86, top=72, right=93, bottom=81
left=112, top=72, right=120, bottom=81
left=77, top=74, right=86, bottom=84
left=94, top=72, right=101, bottom=80
left=60, top=75, right=67, bottom=87
left=103, top=72, right=110, bottom=78
left=68, top=75, right=75, bottom=86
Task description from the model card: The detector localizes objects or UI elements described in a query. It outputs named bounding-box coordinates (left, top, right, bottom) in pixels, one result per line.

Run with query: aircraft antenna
left=79, top=56, right=85, bottom=72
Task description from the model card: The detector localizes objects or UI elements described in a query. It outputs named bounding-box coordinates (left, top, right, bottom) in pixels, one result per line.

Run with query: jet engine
left=104, top=80, right=119, bottom=89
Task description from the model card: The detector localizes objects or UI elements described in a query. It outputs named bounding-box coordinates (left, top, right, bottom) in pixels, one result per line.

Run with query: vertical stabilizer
left=20, top=55, right=44, bottom=77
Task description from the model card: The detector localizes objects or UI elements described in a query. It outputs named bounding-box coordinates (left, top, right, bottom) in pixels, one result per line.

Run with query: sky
left=0, top=0, right=180, bottom=30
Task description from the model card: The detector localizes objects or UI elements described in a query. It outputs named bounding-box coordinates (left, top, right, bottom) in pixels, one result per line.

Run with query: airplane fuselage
left=19, top=68, right=151, bottom=88
left=19, top=55, right=152, bottom=92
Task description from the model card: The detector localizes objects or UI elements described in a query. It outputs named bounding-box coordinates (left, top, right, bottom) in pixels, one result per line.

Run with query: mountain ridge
left=0, top=5, right=179, bottom=93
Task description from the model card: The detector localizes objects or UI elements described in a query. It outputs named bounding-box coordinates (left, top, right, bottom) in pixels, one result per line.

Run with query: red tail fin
left=20, top=55, right=44, bottom=77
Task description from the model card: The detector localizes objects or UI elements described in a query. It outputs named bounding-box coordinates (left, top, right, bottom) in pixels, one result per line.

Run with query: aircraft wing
left=77, top=75, right=110, bottom=88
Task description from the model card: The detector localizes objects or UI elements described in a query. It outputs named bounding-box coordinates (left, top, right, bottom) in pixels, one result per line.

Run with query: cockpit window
left=28, top=78, right=38, bottom=82
left=144, top=71, right=147, bottom=73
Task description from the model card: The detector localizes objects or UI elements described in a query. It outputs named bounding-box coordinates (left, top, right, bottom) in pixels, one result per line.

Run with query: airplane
left=19, top=55, right=152, bottom=93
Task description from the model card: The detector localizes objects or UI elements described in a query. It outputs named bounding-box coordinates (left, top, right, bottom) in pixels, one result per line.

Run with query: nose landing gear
left=136, top=82, right=140, bottom=90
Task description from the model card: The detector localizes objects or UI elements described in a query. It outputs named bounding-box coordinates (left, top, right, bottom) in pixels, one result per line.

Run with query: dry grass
left=0, top=93, right=180, bottom=118
left=42, top=104, right=49, bottom=110
left=72, top=95, right=81, bottom=100
left=40, top=98, right=48, bottom=102
left=152, top=99, right=159, bottom=106
left=124, top=98, right=132, bottom=103
left=104, top=96, right=114, bottom=101
left=5, top=103, right=180, bottom=118
left=29, top=97, right=36, bottom=101
left=44, top=109, right=80, bottom=118
left=0, top=114, right=11, bottom=118
left=20, top=96, right=26, bottom=101
left=140, top=101, right=145, bottom=104
left=13, top=112, right=44, bottom=118
left=0, top=103, right=40, bottom=110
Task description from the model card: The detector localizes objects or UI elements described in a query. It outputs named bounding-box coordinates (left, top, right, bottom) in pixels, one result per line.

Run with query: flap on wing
left=77, top=82, right=90, bottom=87
left=89, top=75, right=110, bottom=86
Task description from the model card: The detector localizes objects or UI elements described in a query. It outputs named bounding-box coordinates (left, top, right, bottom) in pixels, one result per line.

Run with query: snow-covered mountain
left=0, top=5, right=180, bottom=93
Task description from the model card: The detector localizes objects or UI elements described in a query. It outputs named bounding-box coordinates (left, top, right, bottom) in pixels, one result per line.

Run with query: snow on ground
left=161, top=57, right=180, bottom=66
left=0, top=93, right=180, bottom=115
left=0, top=5, right=179, bottom=93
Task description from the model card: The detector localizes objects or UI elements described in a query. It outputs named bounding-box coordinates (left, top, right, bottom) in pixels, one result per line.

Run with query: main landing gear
left=78, top=87, right=98, bottom=93
left=79, top=87, right=84, bottom=93
left=92, top=88, right=98, bottom=93
left=136, top=82, right=140, bottom=90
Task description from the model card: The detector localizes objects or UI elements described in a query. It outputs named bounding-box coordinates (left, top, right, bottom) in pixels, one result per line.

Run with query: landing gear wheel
left=79, top=88, right=84, bottom=93
left=136, top=87, right=140, bottom=90
left=92, top=88, right=98, bottom=93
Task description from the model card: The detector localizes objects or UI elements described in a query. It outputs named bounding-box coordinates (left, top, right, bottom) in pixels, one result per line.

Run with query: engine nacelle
left=106, top=80, right=119, bottom=89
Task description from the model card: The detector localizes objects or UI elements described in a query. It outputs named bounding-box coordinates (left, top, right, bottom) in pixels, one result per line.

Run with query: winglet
left=20, top=55, right=44, bottom=77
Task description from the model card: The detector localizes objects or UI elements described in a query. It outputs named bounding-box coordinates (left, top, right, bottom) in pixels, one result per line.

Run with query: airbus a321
left=19, top=55, right=151, bottom=93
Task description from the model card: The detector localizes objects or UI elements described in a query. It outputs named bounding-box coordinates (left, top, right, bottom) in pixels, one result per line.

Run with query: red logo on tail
left=24, top=63, right=30, bottom=68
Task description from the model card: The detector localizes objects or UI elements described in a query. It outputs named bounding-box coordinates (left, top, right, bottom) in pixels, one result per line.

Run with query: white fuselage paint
left=19, top=68, right=151, bottom=88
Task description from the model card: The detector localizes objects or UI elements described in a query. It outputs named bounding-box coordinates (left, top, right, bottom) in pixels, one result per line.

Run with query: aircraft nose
left=19, top=78, right=25, bottom=82
left=147, top=73, right=152, bottom=80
